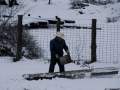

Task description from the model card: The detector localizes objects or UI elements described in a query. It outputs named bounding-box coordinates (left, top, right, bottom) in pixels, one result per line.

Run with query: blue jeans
left=49, top=58, right=65, bottom=73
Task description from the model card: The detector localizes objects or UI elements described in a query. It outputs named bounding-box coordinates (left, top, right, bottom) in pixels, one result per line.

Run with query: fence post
left=56, top=18, right=60, bottom=32
left=14, top=15, right=23, bottom=62
left=91, top=19, right=97, bottom=63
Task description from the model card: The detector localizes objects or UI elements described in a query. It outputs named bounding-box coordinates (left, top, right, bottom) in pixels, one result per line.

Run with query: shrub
left=106, top=16, right=120, bottom=23
left=0, top=24, right=17, bottom=57
left=70, top=0, right=89, bottom=9
left=70, top=0, right=83, bottom=9
left=70, top=0, right=117, bottom=7
left=22, top=31, right=43, bottom=59
left=0, top=24, right=43, bottom=59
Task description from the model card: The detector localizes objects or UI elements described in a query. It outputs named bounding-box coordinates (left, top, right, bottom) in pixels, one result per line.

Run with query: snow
left=0, top=57, right=120, bottom=90
left=1, top=0, right=120, bottom=90
left=19, top=0, right=120, bottom=25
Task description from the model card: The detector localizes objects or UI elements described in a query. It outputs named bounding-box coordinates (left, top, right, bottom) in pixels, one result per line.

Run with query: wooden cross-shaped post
left=56, top=16, right=60, bottom=32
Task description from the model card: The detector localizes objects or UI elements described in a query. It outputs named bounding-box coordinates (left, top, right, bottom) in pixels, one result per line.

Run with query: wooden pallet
left=105, top=88, right=120, bottom=90
left=23, top=69, right=92, bottom=80
left=22, top=67, right=119, bottom=80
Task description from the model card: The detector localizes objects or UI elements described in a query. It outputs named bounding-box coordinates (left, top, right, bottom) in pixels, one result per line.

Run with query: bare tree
left=0, top=0, right=25, bottom=56
left=0, top=0, right=7, bottom=5
left=9, top=0, right=19, bottom=7
left=0, top=0, right=26, bottom=31
left=75, top=36, right=93, bottom=68
left=48, top=0, right=51, bottom=4
left=75, top=36, right=85, bottom=61
left=117, top=0, right=120, bottom=2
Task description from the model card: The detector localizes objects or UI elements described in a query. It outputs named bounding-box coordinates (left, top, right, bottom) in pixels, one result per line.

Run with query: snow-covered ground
left=0, top=57, right=120, bottom=90
left=20, top=0, right=120, bottom=25
left=0, top=0, right=120, bottom=90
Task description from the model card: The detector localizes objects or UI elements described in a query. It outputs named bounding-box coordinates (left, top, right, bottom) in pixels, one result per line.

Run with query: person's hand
left=66, top=50, right=70, bottom=55
left=55, top=54, right=59, bottom=59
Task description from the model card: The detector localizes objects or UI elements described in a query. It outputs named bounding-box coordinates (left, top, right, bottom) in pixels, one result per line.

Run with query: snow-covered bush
left=0, top=0, right=43, bottom=59
left=70, top=0, right=82, bottom=9
left=22, top=31, right=43, bottom=59
left=106, top=16, right=120, bottom=23
left=70, top=0, right=89, bottom=9
left=0, top=24, right=43, bottom=59
left=0, top=25, right=17, bottom=57
left=70, top=0, right=117, bottom=8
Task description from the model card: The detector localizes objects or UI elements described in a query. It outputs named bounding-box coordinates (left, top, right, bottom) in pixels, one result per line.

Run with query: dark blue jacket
left=50, top=38, right=68, bottom=60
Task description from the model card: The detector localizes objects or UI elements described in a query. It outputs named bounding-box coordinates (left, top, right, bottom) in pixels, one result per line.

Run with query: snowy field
left=1, top=0, right=120, bottom=90
left=0, top=57, right=120, bottom=90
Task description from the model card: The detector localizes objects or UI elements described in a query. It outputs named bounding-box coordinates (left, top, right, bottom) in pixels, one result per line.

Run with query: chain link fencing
left=24, top=20, right=120, bottom=63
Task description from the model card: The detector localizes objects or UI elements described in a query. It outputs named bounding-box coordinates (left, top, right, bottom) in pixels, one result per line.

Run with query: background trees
left=0, top=0, right=43, bottom=59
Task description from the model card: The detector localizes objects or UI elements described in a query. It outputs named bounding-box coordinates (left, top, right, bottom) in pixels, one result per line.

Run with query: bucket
left=59, top=55, right=72, bottom=65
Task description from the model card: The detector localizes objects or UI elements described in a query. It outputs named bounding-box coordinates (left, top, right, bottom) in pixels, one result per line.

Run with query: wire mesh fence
left=0, top=16, right=120, bottom=63
left=26, top=24, right=92, bottom=61
left=25, top=23, right=120, bottom=63
left=96, top=24, right=120, bottom=63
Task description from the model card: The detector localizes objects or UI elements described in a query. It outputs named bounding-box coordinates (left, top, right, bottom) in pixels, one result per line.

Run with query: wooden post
left=14, top=15, right=23, bottom=62
left=91, top=19, right=97, bottom=63
left=48, top=0, right=51, bottom=4
left=57, top=18, right=60, bottom=32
